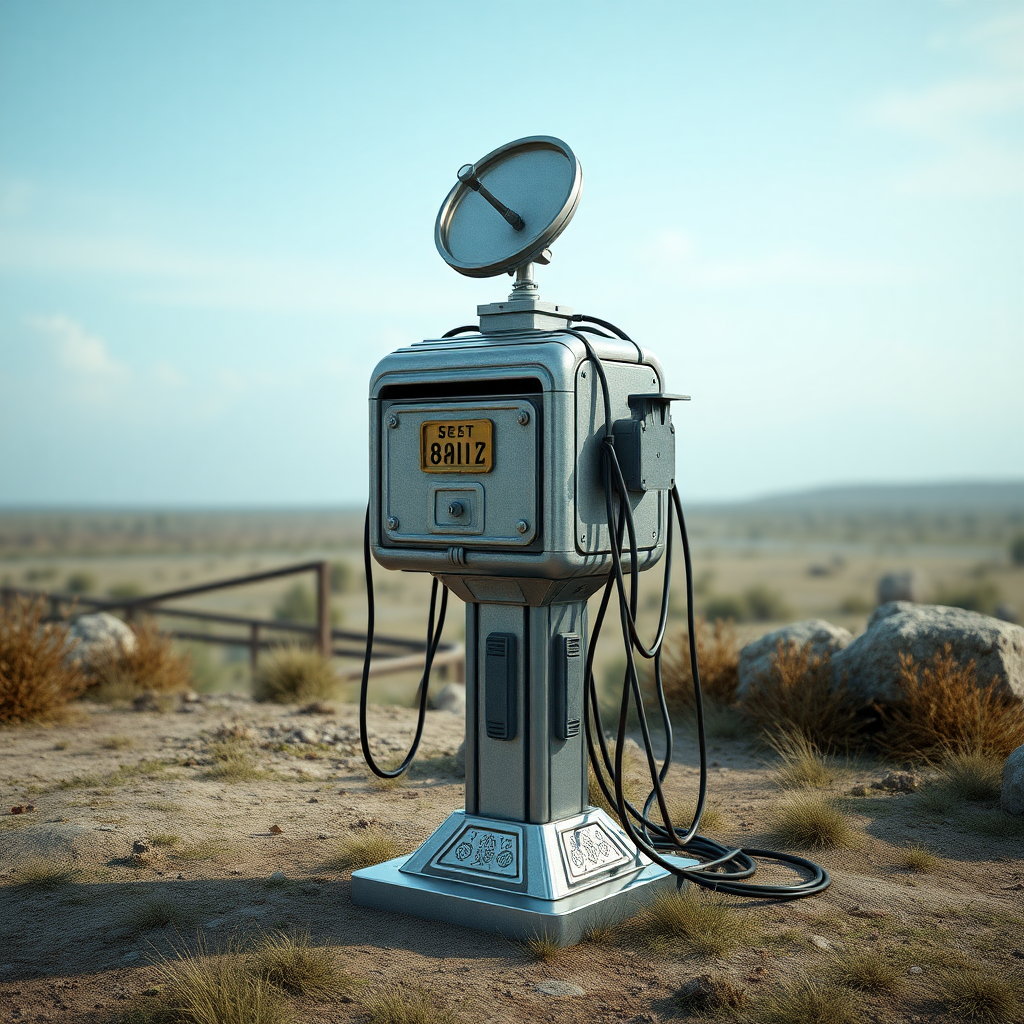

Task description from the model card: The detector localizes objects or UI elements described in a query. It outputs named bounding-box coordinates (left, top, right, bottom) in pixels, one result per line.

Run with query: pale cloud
left=638, top=230, right=905, bottom=288
left=866, top=11, right=1024, bottom=197
left=0, top=221, right=452, bottom=317
left=28, top=314, right=129, bottom=380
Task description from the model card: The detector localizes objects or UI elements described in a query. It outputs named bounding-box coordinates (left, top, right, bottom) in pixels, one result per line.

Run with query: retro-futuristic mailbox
left=351, top=137, right=828, bottom=942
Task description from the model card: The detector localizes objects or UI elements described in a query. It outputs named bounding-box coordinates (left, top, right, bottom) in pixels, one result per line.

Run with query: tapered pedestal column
left=351, top=599, right=697, bottom=943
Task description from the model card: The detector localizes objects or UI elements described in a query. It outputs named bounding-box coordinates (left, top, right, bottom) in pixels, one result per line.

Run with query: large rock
left=831, top=602, right=1024, bottom=703
left=737, top=619, right=853, bottom=697
left=1002, top=745, right=1024, bottom=816
left=429, top=682, right=466, bottom=715
left=65, top=612, right=136, bottom=669
left=877, top=571, right=927, bottom=605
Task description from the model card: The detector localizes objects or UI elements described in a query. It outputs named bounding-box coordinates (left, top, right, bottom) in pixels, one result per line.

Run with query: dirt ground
left=2, top=694, right=1023, bottom=1024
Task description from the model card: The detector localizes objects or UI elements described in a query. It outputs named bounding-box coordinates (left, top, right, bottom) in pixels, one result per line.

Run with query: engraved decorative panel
left=435, top=825, right=521, bottom=880
left=558, top=822, right=630, bottom=881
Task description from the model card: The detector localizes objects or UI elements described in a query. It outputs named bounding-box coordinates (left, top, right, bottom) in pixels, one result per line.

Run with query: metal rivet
left=448, top=501, right=464, bottom=518
left=516, top=520, right=529, bottom=534
left=517, top=408, right=530, bottom=426
left=387, top=414, right=398, bottom=428
left=581, top=371, right=587, bottom=379
left=386, top=516, right=399, bottom=530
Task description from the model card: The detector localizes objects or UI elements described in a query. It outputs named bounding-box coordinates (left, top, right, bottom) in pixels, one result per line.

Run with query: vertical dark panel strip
left=522, top=604, right=531, bottom=822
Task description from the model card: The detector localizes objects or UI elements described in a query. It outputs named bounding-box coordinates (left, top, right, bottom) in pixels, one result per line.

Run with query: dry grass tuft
left=10, top=858, right=79, bottom=891
left=831, top=949, right=903, bottom=992
left=641, top=888, right=755, bottom=956
left=364, top=985, right=457, bottom=1024
left=0, top=598, right=89, bottom=723
left=769, top=731, right=835, bottom=789
left=327, top=827, right=407, bottom=871
left=674, top=973, right=747, bottom=1012
left=250, top=930, right=352, bottom=998
left=755, top=977, right=858, bottom=1024
left=768, top=794, right=860, bottom=850
left=88, top=618, right=194, bottom=700
left=523, top=933, right=564, bottom=962
left=877, top=645, right=1024, bottom=760
left=898, top=844, right=941, bottom=874
left=936, top=970, right=1023, bottom=1023
left=125, top=899, right=189, bottom=933
left=205, top=740, right=265, bottom=783
left=743, top=641, right=862, bottom=752
left=100, top=734, right=135, bottom=750
left=661, top=617, right=740, bottom=712
left=150, top=939, right=290, bottom=1024
left=252, top=645, right=339, bottom=704
left=940, top=749, right=1005, bottom=802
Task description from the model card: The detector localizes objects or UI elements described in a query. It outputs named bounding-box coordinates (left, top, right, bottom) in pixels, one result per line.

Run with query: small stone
left=850, top=786, right=867, bottom=797
left=121, top=951, right=140, bottom=962
left=203, top=919, right=224, bottom=929
left=848, top=905, right=889, bottom=919
left=809, top=935, right=830, bottom=949
left=132, top=839, right=153, bottom=855
left=180, top=691, right=200, bottom=704
left=10, top=806, right=24, bottom=815
left=308, top=797, right=319, bottom=803
left=269, top=824, right=283, bottom=834
left=908, top=965, right=923, bottom=975
left=872, top=771, right=921, bottom=793
left=536, top=980, right=585, bottom=997
left=268, top=871, right=287, bottom=881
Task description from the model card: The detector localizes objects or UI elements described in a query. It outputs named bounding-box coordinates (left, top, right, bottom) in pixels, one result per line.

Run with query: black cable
left=441, top=325, right=481, bottom=338
left=574, top=332, right=831, bottom=899
left=572, top=313, right=644, bottom=363
left=358, top=507, right=450, bottom=779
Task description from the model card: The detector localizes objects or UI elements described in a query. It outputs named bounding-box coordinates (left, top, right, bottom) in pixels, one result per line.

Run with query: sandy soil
left=2, top=694, right=1023, bottom=1023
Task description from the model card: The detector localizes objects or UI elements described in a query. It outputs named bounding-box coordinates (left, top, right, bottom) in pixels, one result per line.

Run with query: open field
left=2, top=486, right=1023, bottom=1022
left=2, top=697, right=1023, bottom=1023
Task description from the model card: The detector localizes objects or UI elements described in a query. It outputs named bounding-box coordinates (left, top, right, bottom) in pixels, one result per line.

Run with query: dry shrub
left=661, top=617, right=740, bottom=712
left=0, top=597, right=88, bottom=723
left=253, top=645, right=339, bottom=704
left=877, top=645, right=1024, bottom=760
left=89, top=618, right=193, bottom=699
left=743, top=641, right=862, bottom=752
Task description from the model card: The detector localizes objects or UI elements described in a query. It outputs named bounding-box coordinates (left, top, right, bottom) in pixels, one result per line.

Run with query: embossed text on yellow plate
left=420, top=419, right=494, bottom=473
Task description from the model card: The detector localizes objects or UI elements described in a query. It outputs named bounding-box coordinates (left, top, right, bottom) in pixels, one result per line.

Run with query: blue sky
left=1, top=0, right=1021, bottom=506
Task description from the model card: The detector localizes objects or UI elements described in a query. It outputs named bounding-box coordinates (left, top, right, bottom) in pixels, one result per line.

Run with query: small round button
left=516, top=519, right=529, bottom=534
left=448, top=501, right=465, bottom=518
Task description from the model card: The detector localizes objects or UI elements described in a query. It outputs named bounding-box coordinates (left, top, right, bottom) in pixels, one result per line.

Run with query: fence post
left=250, top=622, right=260, bottom=682
left=316, top=561, right=331, bottom=659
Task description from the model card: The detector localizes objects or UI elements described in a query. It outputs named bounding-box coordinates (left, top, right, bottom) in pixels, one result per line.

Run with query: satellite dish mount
left=435, top=136, right=583, bottom=333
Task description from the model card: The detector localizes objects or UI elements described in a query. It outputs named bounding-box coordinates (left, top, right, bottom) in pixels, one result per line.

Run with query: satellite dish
left=435, top=136, right=583, bottom=279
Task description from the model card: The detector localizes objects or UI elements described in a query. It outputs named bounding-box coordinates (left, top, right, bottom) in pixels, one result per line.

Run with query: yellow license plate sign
left=420, top=419, right=494, bottom=473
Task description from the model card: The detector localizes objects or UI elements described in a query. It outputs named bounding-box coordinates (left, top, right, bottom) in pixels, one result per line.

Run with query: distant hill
left=698, top=481, right=1024, bottom=515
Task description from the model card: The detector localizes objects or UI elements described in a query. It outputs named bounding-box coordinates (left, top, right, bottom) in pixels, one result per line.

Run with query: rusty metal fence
left=1, top=560, right=464, bottom=685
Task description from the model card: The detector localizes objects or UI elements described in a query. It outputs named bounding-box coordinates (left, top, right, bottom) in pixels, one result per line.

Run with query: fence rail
left=1, top=559, right=464, bottom=685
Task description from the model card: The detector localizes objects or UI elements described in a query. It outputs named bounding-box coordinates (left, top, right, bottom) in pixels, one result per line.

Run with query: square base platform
left=351, top=808, right=698, bottom=945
